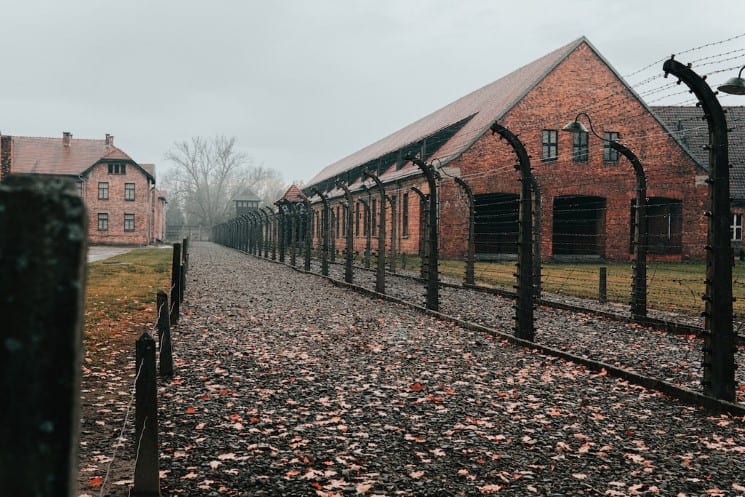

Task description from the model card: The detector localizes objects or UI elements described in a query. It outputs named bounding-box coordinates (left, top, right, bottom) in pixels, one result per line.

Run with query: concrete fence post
left=170, top=243, right=181, bottom=324
left=0, top=176, right=87, bottom=497
left=156, top=291, right=173, bottom=377
left=133, top=332, right=160, bottom=496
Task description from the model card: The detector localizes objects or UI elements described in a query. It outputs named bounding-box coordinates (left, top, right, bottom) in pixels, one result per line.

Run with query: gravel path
left=159, top=242, right=745, bottom=496
left=311, top=258, right=745, bottom=400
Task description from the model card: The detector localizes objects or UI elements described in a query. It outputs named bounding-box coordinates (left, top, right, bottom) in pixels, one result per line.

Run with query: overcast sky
left=2, top=0, right=744, bottom=185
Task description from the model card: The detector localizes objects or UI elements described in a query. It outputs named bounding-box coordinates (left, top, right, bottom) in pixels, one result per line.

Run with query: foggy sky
left=1, top=0, right=743, bottom=185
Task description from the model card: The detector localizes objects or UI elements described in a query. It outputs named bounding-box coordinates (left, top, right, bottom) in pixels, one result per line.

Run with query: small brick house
left=299, top=36, right=743, bottom=263
left=0, top=132, right=166, bottom=245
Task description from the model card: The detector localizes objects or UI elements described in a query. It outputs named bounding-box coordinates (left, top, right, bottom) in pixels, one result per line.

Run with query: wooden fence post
left=0, top=176, right=87, bottom=497
left=599, top=266, right=608, bottom=304
left=156, top=291, right=173, bottom=377
left=133, top=332, right=160, bottom=496
left=170, top=243, right=181, bottom=324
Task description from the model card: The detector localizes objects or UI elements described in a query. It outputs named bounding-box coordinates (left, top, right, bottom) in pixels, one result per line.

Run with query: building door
left=552, top=195, right=606, bottom=256
left=474, top=192, right=519, bottom=256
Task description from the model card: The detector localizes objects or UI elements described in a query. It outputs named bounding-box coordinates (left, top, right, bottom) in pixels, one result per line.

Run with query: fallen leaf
left=88, top=476, right=103, bottom=488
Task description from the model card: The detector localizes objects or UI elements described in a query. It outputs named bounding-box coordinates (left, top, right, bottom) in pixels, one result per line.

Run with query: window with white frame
left=731, top=213, right=743, bottom=241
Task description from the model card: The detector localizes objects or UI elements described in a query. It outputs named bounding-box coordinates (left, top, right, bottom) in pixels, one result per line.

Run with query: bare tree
left=164, top=136, right=286, bottom=226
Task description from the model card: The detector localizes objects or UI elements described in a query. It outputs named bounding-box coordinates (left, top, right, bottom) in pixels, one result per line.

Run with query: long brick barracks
left=293, top=36, right=745, bottom=263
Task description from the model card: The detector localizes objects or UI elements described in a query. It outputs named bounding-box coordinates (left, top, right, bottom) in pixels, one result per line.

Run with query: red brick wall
left=85, top=162, right=154, bottom=245
left=152, top=194, right=167, bottom=242
left=441, top=43, right=707, bottom=262
left=313, top=177, right=429, bottom=259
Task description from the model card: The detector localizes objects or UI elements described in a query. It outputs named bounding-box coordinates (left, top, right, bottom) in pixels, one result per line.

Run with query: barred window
left=124, top=182, right=135, bottom=201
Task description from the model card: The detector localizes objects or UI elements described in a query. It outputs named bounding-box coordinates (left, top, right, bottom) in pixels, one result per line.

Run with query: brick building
left=299, top=36, right=737, bottom=262
left=652, top=106, right=745, bottom=255
left=0, top=132, right=166, bottom=245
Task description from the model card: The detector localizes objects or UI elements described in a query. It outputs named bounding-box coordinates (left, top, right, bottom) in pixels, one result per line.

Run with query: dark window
left=475, top=192, right=519, bottom=254
left=98, top=182, right=109, bottom=200
left=631, top=197, right=682, bottom=254
left=363, top=202, right=369, bottom=236
left=402, top=193, right=409, bottom=237
left=124, top=213, right=135, bottom=232
left=572, top=131, right=588, bottom=162
left=336, top=206, right=341, bottom=238
left=97, top=213, right=108, bottom=231
left=371, top=198, right=377, bottom=233
left=542, top=129, right=558, bottom=161
left=604, top=132, right=620, bottom=162
left=124, top=182, right=135, bottom=201
left=354, top=202, right=360, bottom=236
left=108, top=163, right=126, bottom=175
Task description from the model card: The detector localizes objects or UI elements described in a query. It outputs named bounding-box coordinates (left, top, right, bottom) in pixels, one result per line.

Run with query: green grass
left=85, top=248, right=173, bottom=338
left=395, top=254, right=745, bottom=317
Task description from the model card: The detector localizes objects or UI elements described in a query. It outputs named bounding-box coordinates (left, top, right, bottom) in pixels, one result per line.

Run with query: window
left=124, top=182, right=135, bottom=201
left=632, top=198, right=682, bottom=254
left=354, top=202, right=360, bottom=236
left=542, top=129, right=558, bottom=161
left=97, top=213, right=108, bottom=231
left=124, top=213, right=135, bottom=232
left=732, top=213, right=743, bottom=241
left=98, top=182, right=109, bottom=200
left=371, top=198, right=377, bottom=233
left=363, top=202, right=369, bottom=236
left=572, top=131, right=588, bottom=162
left=604, top=132, right=620, bottom=162
left=402, top=192, right=409, bottom=237
left=336, top=206, right=341, bottom=238
left=108, top=163, right=126, bottom=175
left=76, top=182, right=83, bottom=197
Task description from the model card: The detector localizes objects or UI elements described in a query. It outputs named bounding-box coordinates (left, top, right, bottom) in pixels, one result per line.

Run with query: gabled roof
left=10, top=135, right=139, bottom=177
left=307, top=37, right=587, bottom=188
left=233, top=188, right=261, bottom=202
left=141, top=163, right=156, bottom=179
left=652, top=105, right=745, bottom=202
left=281, top=184, right=306, bottom=203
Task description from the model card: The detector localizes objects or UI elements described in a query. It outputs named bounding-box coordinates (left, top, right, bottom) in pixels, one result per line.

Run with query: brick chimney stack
left=62, top=131, right=72, bottom=147
left=105, top=134, right=114, bottom=146
left=0, top=135, right=11, bottom=181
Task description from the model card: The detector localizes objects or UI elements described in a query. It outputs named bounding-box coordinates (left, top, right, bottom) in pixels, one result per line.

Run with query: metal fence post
left=454, top=177, right=475, bottom=286
left=364, top=170, right=387, bottom=294
left=407, top=157, right=439, bottom=311
left=663, top=58, right=736, bottom=400
left=491, top=124, right=535, bottom=341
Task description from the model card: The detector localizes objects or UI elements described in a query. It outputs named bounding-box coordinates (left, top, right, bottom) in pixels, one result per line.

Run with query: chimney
left=105, top=133, right=114, bottom=146
left=62, top=131, right=72, bottom=147
left=0, top=135, right=11, bottom=180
